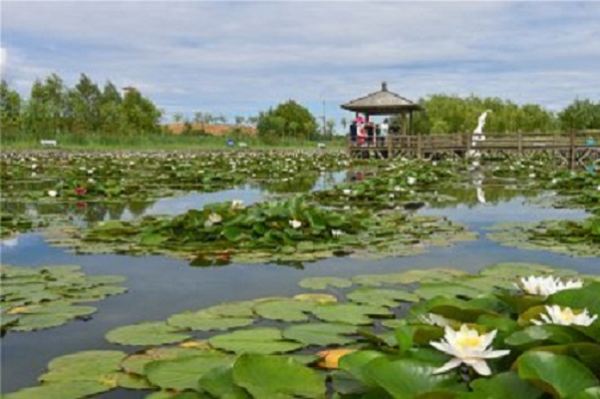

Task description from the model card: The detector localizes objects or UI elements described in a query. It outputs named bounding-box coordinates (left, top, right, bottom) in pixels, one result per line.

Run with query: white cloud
left=1, top=1, right=599, bottom=120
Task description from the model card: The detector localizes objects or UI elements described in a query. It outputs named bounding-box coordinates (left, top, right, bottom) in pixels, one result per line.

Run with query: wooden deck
left=348, top=132, right=600, bottom=169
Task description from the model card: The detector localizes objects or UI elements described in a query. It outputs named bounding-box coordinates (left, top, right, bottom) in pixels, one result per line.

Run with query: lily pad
left=299, top=276, right=353, bottom=290
left=346, top=287, right=419, bottom=307
left=106, top=322, right=191, bottom=346
left=208, top=328, right=304, bottom=354
left=145, top=352, right=234, bottom=390
left=167, top=311, right=254, bottom=331
left=311, top=303, right=390, bottom=325
left=283, top=323, right=358, bottom=346
left=232, top=354, right=326, bottom=399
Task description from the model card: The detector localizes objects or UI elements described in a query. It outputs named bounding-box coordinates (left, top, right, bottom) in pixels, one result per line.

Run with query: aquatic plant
left=5, top=262, right=600, bottom=398
left=0, top=265, right=127, bottom=334
left=489, top=216, right=600, bottom=257
left=48, top=197, right=475, bottom=264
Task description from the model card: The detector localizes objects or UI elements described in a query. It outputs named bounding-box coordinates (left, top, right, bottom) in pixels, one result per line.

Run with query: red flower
left=74, top=186, right=87, bottom=196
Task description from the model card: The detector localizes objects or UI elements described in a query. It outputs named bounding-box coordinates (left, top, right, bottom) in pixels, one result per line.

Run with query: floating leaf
left=517, top=351, right=599, bottom=398
left=283, top=323, right=357, bottom=346
left=208, top=328, right=304, bottom=354
left=106, top=322, right=191, bottom=346
left=167, top=311, right=253, bottom=331
left=299, top=276, right=352, bottom=290
left=311, top=303, right=390, bottom=325
left=145, top=352, right=234, bottom=390
left=232, top=354, right=326, bottom=399
left=346, top=287, right=418, bottom=307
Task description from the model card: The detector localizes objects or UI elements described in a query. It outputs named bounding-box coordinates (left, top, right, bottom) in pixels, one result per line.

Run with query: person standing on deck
left=355, top=114, right=366, bottom=145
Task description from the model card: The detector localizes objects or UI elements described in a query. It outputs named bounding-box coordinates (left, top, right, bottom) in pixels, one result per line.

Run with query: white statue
left=473, top=110, right=492, bottom=135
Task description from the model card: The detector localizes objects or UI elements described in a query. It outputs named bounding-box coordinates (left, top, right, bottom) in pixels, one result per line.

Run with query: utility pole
left=322, top=100, right=326, bottom=137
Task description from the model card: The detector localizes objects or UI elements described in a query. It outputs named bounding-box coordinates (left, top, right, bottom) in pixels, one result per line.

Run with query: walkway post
left=569, top=130, right=576, bottom=170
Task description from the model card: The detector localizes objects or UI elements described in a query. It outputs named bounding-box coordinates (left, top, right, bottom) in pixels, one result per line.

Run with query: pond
left=1, top=175, right=598, bottom=395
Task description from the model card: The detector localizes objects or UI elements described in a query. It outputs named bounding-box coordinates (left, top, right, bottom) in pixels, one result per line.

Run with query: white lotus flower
left=204, top=212, right=222, bottom=227
left=419, top=313, right=451, bottom=327
left=519, top=275, right=583, bottom=297
left=231, top=200, right=245, bottom=210
left=342, top=189, right=352, bottom=195
left=407, top=176, right=417, bottom=185
left=47, top=190, right=58, bottom=197
left=393, top=185, right=402, bottom=192
left=289, top=219, right=302, bottom=229
left=529, top=173, right=536, bottom=178
left=551, top=178, right=559, bottom=185
left=430, top=325, right=510, bottom=376
left=532, top=305, right=597, bottom=327
left=331, top=229, right=343, bottom=237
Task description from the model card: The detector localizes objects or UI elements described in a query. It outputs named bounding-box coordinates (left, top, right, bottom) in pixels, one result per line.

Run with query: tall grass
left=1, top=133, right=345, bottom=151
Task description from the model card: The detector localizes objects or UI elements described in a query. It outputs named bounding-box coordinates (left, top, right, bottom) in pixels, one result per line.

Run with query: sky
left=1, top=1, right=600, bottom=124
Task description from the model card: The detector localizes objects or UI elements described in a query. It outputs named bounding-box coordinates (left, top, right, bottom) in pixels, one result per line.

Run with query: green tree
left=68, top=73, right=102, bottom=133
left=120, top=88, right=162, bottom=134
left=559, top=99, right=600, bottom=130
left=0, top=80, right=22, bottom=135
left=257, top=100, right=317, bottom=140
left=23, top=74, right=69, bottom=137
left=98, top=81, right=124, bottom=134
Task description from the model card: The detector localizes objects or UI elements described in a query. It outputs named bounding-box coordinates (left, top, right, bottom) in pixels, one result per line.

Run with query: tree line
left=402, top=94, right=600, bottom=134
left=2, top=74, right=599, bottom=140
left=1, top=74, right=162, bottom=139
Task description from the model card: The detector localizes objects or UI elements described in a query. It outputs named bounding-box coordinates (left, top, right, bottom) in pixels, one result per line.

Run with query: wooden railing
left=349, top=132, right=600, bottom=167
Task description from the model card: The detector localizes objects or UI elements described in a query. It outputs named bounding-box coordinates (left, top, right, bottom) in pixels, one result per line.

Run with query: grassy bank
left=1, top=133, right=346, bottom=151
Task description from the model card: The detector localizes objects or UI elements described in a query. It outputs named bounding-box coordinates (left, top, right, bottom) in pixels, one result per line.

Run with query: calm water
left=1, top=178, right=598, bottom=395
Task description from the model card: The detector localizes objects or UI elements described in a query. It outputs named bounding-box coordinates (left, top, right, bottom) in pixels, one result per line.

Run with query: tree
left=23, top=74, right=69, bottom=137
left=256, top=100, right=317, bottom=140
left=340, top=117, right=348, bottom=131
left=68, top=73, right=102, bottom=133
left=99, top=81, right=124, bottom=134
left=173, top=113, right=184, bottom=123
left=0, top=80, right=22, bottom=135
left=235, top=115, right=245, bottom=125
left=559, top=99, right=600, bottom=131
left=120, top=88, right=162, bottom=134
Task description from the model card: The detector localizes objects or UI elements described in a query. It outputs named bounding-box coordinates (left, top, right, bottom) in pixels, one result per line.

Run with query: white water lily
left=342, top=189, right=352, bottom=195
left=430, top=325, right=510, bottom=376
left=407, top=176, right=417, bottom=185
left=47, top=190, right=58, bottom=197
left=532, top=305, right=597, bottom=327
left=331, top=229, right=343, bottom=237
left=393, top=185, right=402, bottom=192
left=289, top=219, right=302, bottom=229
left=231, top=200, right=245, bottom=210
left=204, top=212, right=222, bottom=227
left=519, top=275, right=583, bottom=297
left=419, top=313, right=451, bottom=327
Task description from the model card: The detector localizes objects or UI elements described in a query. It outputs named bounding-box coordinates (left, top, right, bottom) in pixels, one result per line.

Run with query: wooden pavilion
left=342, top=82, right=423, bottom=158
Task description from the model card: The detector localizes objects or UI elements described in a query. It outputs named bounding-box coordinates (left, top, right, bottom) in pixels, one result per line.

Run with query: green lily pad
left=346, top=287, right=419, bottom=307
left=106, top=322, right=191, bottom=346
left=283, top=323, right=358, bottom=346
left=167, top=311, right=254, bottom=331
left=232, top=354, right=326, bottom=399
left=3, top=381, right=110, bottom=399
left=517, top=351, right=599, bottom=398
left=41, top=350, right=126, bottom=383
left=299, top=276, right=353, bottom=290
left=253, top=299, right=315, bottom=322
left=311, top=303, right=390, bottom=325
left=145, top=352, right=234, bottom=390
left=209, top=328, right=304, bottom=354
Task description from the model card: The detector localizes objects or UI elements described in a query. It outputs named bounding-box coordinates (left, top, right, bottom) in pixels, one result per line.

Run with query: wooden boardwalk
left=349, top=132, right=600, bottom=169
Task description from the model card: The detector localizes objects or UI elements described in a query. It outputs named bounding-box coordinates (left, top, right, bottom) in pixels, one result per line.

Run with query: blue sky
left=1, top=1, right=599, bottom=124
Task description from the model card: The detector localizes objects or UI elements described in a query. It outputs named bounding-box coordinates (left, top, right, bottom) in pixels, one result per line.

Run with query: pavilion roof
left=341, top=82, right=422, bottom=115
